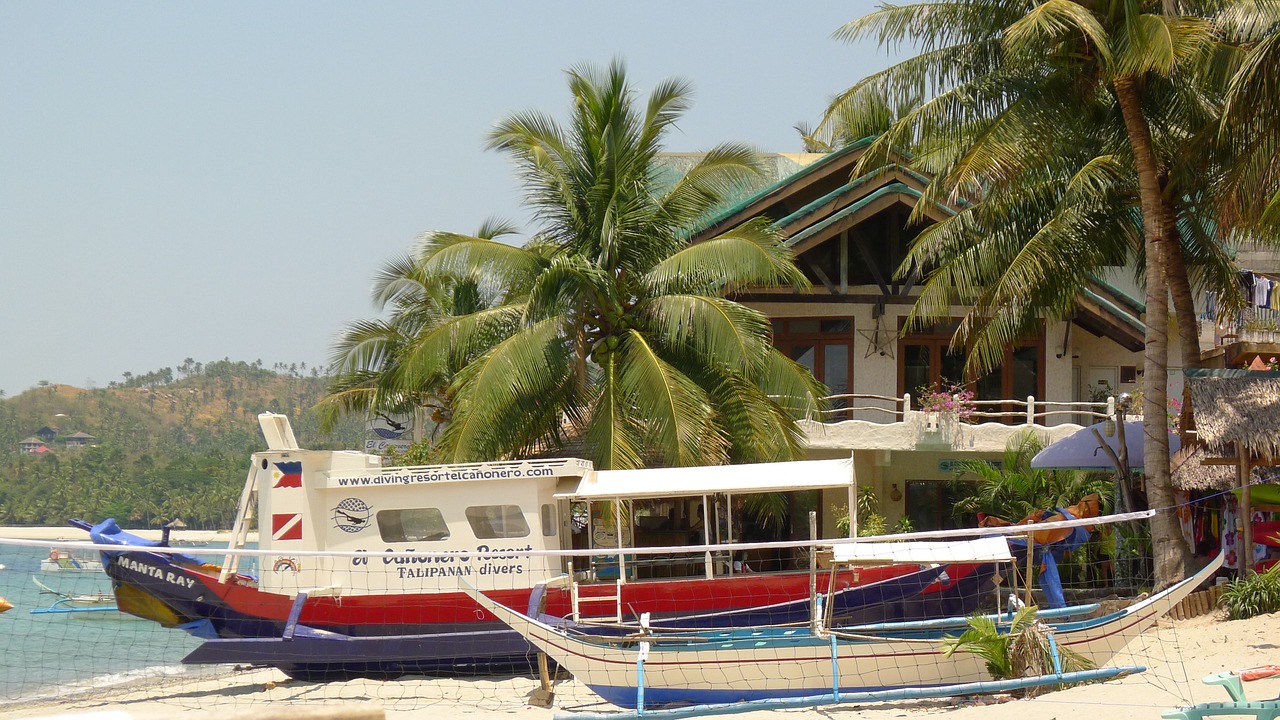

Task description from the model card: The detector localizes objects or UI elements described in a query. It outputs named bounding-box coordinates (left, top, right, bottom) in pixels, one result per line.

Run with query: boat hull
left=94, top=545, right=967, bottom=677
left=468, top=552, right=1224, bottom=708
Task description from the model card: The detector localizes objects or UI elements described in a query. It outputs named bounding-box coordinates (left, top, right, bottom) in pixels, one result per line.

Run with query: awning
left=556, top=458, right=853, bottom=500
left=829, top=536, right=1013, bottom=565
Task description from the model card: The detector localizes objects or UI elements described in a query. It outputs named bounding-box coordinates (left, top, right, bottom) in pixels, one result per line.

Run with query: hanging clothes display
left=1221, top=494, right=1269, bottom=569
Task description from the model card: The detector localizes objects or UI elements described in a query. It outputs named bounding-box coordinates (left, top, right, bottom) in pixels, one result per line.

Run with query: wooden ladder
left=570, top=580, right=623, bottom=623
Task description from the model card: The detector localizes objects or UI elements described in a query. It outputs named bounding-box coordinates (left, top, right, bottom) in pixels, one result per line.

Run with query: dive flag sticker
left=272, top=461, right=302, bottom=489
left=272, top=513, right=303, bottom=541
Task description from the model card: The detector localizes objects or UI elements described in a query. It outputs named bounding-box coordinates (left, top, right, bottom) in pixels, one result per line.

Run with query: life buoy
left=49, top=550, right=60, bottom=561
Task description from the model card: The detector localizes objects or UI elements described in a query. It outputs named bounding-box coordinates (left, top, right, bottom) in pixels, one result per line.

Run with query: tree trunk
left=1114, top=79, right=1191, bottom=589
left=1164, top=207, right=1202, bottom=372
left=1163, top=201, right=1202, bottom=436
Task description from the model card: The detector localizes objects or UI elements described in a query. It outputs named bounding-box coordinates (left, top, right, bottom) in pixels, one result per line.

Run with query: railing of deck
left=818, top=394, right=1115, bottom=427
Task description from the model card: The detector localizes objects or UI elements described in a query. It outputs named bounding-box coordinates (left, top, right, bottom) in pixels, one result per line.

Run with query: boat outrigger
left=73, top=413, right=991, bottom=680
left=29, top=576, right=119, bottom=617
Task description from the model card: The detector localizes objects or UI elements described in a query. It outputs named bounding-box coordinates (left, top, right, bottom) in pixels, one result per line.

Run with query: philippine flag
left=272, top=461, right=302, bottom=489
left=272, top=513, right=303, bottom=541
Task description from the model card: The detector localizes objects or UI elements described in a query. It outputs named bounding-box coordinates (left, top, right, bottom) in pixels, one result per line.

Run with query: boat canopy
left=556, top=458, right=853, bottom=500
left=830, top=537, right=1013, bottom=565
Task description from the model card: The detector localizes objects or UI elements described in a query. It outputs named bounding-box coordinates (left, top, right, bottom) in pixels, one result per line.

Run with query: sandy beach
left=3, top=609, right=1276, bottom=720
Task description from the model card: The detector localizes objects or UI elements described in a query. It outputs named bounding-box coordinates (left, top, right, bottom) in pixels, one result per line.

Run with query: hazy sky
left=0, top=1, right=893, bottom=397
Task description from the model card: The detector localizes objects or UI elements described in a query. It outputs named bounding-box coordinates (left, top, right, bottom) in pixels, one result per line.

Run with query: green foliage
left=325, top=60, right=827, bottom=470
left=1220, top=563, right=1280, bottom=620
left=942, top=606, right=1094, bottom=693
left=950, top=429, right=1114, bottom=523
left=834, top=485, right=914, bottom=537
left=382, top=439, right=445, bottom=467
left=0, top=361, right=363, bottom=529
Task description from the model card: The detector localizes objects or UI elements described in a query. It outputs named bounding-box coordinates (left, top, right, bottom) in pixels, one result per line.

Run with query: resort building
left=680, top=141, right=1194, bottom=534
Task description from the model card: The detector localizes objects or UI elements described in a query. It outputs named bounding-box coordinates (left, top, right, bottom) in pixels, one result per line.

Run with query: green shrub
left=942, top=606, right=1093, bottom=696
left=1220, top=563, right=1280, bottom=620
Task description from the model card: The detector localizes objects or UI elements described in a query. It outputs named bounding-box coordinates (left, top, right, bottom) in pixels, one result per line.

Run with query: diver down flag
left=272, top=513, right=303, bottom=541
left=272, top=461, right=302, bottom=489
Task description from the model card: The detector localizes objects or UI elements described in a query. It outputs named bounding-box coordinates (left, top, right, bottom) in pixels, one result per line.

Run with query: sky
left=0, top=1, right=894, bottom=398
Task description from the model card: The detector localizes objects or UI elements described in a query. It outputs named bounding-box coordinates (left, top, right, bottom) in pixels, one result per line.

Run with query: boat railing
left=817, top=394, right=1114, bottom=428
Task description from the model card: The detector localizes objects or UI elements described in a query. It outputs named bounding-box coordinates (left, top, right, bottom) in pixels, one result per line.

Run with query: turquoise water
left=0, top=542, right=210, bottom=707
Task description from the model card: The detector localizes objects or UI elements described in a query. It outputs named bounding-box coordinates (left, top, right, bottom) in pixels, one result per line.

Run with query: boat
left=29, top=576, right=119, bottom=617
left=72, top=413, right=990, bottom=680
left=39, top=549, right=104, bottom=573
left=465, top=549, right=1223, bottom=708
left=0, top=596, right=11, bottom=613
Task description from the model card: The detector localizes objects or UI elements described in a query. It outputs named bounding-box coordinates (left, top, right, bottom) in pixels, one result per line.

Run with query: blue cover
left=1006, top=507, right=1091, bottom=609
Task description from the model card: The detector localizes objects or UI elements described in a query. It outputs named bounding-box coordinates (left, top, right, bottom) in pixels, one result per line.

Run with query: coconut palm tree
left=320, top=218, right=525, bottom=435
left=327, top=61, right=826, bottom=470
left=1218, top=2, right=1280, bottom=234
left=817, top=0, right=1231, bottom=588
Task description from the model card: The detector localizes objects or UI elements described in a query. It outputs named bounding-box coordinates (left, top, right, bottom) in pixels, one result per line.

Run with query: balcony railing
left=817, top=394, right=1114, bottom=428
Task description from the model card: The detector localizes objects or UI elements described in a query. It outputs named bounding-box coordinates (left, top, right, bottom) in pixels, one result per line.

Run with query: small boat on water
left=29, top=576, right=118, bottom=617
left=39, top=550, right=104, bottom=573
left=73, top=413, right=990, bottom=680
left=466, top=549, right=1223, bottom=709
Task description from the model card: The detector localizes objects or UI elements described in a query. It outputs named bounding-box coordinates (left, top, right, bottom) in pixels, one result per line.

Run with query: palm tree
left=817, top=0, right=1230, bottom=588
left=327, top=61, right=826, bottom=469
left=1218, top=3, right=1280, bottom=234
left=320, top=218, right=524, bottom=435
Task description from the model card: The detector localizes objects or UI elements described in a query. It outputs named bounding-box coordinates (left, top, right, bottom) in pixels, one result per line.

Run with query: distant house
left=19, top=437, right=47, bottom=453
left=64, top=432, right=97, bottom=448
left=35, top=426, right=58, bottom=442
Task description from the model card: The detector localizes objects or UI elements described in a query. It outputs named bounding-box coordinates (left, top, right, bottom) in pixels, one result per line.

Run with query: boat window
left=540, top=504, right=556, bottom=537
left=465, top=505, right=530, bottom=539
left=377, top=508, right=450, bottom=542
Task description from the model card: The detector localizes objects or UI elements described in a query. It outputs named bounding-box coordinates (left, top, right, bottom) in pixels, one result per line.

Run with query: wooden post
left=528, top=651, right=554, bottom=707
left=808, top=511, right=818, bottom=633
left=1239, top=442, right=1254, bottom=578
left=1025, top=533, right=1036, bottom=607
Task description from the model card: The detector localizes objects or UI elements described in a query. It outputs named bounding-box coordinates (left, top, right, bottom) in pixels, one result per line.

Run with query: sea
left=0, top=540, right=234, bottom=708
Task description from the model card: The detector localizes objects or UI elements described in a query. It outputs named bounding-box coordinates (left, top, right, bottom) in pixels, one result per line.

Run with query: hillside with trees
left=0, top=359, right=364, bottom=529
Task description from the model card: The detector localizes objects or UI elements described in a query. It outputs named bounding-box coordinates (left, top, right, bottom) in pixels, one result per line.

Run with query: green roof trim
left=783, top=183, right=953, bottom=248
left=774, top=164, right=941, bottom=231
left=690, top=137, right=877, bottom=235
left=1086, top=275, right=1146, bottom=314
left=1184, top=368, right=1280, bottom=378
left=1081, top=287, right=1146, bottom=333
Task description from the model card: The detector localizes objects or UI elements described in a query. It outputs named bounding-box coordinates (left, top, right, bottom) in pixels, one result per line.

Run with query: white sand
left=3, top=611, right=1276, bottom=720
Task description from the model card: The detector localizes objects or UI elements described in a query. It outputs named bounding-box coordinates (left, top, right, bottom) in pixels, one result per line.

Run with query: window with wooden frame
left=897, top=320, right=1045, bottom=418
left=771, top=318, right=854, bottom=410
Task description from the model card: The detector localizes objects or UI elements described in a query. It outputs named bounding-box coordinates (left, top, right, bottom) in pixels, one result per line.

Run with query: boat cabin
left=224, top=414, right=858, bottom=598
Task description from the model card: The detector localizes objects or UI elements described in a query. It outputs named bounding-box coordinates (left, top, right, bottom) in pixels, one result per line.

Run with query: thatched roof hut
left=1170, top=444, right=1236, bottom=492
left=1184, top=369, right=1280, bottom=460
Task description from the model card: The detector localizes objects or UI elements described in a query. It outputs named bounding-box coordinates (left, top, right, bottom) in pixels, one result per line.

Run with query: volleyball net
left=0, top=509, right=1221, bottom=717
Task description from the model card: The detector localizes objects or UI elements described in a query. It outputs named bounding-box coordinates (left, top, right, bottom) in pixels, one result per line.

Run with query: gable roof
left=689, top=137, right=879, bottom=239
left=674, top=139, right=1149, bottom=351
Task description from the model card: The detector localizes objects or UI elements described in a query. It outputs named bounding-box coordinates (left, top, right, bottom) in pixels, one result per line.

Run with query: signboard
left=365, top=412, right=413, bottom=454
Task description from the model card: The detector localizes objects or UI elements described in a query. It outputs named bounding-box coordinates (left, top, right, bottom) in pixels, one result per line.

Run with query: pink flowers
left=917, top=383, right=976, bottom=422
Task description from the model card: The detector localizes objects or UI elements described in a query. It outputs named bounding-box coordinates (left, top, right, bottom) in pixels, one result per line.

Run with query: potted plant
left=917, top=382, right=977, bottom=428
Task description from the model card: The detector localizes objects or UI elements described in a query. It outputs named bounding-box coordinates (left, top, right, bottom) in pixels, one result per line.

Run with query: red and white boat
left=77, top=413, right=989, bottom=680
